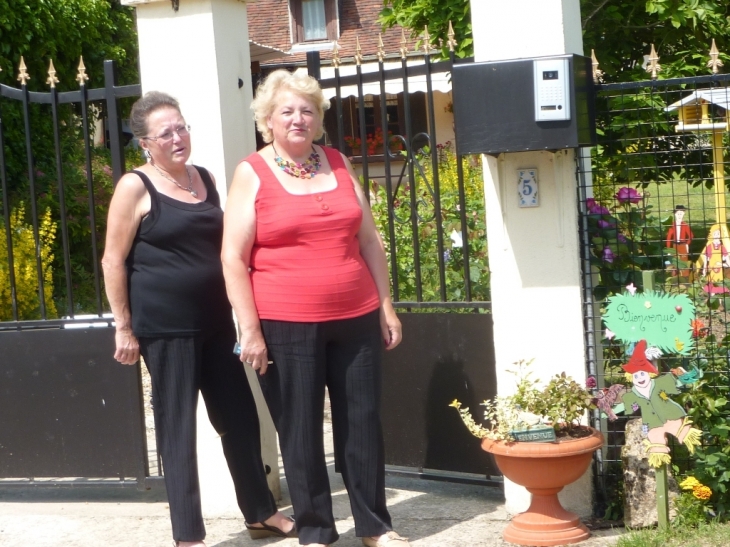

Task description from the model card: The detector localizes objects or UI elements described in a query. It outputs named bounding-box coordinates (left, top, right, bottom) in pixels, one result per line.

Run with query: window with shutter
left=291, top=0, right=338, bottom=43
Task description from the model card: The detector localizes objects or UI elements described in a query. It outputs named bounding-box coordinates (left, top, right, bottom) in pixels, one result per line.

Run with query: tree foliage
left=380, top=0, right=730, bottom=79
left=582, top=0, right=730, bottom=80
left=0, top=0, right=138, bottom=89
left=0, top=1, right=139, bottom=315
left=378, top=0, right=473, bottom=59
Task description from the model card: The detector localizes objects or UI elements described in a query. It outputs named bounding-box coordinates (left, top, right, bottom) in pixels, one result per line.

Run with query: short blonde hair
left=251, top=69, right=330, bottom=143
left=624, top=372, right=657, bottom=383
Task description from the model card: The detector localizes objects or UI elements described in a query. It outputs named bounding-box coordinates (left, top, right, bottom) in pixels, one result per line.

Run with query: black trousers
left=259, top=310, right=392, bottom=545
left=140, top=323, right=277, bottom=542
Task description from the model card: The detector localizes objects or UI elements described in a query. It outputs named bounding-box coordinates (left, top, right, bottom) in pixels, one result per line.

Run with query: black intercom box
left=452, top=54, right=596, bottom=155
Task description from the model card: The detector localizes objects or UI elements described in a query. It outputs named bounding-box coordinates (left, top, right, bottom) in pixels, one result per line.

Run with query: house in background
left=246, top=0, right=456, bottom=162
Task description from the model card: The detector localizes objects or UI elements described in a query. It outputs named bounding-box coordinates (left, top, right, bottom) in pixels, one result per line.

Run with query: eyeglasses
left=142, top=124, right=191, bottom=144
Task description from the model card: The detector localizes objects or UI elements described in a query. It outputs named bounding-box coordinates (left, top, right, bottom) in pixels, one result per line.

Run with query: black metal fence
left=0, top=59, right=139, bottom=329
left=304, top=43, right=498, bottom=479
left=311, top=46, right=490, bottom=312
left=578, top=73, right=730, bottom=516
left=0, top=59, right=153, bottom=488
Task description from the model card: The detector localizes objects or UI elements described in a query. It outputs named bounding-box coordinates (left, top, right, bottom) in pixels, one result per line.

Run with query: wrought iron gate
left=0, top=59, right=152, bottom=488
left=308, top=43, right=500, bottom=480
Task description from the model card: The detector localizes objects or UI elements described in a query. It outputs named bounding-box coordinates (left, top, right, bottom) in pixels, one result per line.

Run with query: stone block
left=622, top=418, right=680, bottom=528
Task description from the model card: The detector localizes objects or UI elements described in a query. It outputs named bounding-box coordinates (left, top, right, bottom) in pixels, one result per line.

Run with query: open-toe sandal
left=362, top=531, right=410, bottom=547
left=244, top=516, right=297, bottom=539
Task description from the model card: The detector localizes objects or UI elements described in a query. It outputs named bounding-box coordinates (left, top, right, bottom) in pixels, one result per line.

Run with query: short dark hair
left=129, top=91, right=181, bottom=139
left=674, top=205, right=687, bottom=212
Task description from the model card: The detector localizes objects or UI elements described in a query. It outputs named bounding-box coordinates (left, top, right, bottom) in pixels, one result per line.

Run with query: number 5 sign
left=517, top=168, right=539, bottom=208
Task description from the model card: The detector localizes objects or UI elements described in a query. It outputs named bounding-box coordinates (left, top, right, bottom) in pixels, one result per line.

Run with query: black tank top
left=126, top=166, right=232, bottom=337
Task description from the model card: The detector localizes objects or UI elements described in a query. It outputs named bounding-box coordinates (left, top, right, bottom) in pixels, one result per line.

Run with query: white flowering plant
left=450, top=359, right=597, bottom=442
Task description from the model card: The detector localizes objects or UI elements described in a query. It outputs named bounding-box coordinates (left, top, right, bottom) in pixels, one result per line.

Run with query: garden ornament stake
left=603, top=283, right=704, bottom=530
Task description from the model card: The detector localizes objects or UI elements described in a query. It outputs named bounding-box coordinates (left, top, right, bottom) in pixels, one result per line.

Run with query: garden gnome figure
left=665, top=205, right=693, bottom=276
left=621, top=340, right=702, bottom=468
left=700, top=223, right=730, bottom=293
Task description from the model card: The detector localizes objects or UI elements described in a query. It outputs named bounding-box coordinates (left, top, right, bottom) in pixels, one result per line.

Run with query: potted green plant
left=451, top=360, right=604, bottom=547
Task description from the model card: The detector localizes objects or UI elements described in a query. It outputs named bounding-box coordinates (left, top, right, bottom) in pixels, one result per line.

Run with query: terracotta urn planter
left=482, top=427, right=604, bottom=547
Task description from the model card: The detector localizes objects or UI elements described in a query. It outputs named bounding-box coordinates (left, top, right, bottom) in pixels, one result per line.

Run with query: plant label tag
left=510, top=426, right=556, bottom=443
left=517, top=169, right=539, bottom=208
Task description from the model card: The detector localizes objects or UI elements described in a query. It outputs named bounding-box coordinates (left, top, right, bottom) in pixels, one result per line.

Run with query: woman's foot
left=175, top=542, right=205, bottom=547
left=362, top=531, right=410, bottom=547
left=245, top=511, right=297, bottom=539
left=263, top=511, right=296, bottom=533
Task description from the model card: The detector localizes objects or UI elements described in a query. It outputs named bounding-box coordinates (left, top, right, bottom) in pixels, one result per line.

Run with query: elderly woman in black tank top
left=101, top=91, right=295, bottom=547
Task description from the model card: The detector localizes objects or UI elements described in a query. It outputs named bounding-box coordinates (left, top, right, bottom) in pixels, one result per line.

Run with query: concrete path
left=0, top=397, right=625, bottom=547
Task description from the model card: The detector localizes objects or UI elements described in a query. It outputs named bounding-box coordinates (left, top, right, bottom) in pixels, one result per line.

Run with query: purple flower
left=632, top=402, right=640, bottom=413
left=615, top=187, right=642, bottom=204
left=602, top=247, right=615, bottom=263
left=586, top=376, right=597, bottom=389
left=586, top=198, right=610, bottom=215
left=617, top=233, right=627, bottom=243
left=598, top=219, right=615, bottom=229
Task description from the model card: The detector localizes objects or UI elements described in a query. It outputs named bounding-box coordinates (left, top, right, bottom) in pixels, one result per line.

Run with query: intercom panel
left=534, top=58, right=571, bottom=121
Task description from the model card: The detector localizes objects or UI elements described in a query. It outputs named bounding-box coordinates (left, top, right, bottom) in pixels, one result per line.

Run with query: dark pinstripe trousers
left=140, top=323, right=277, bottom=542
left=259, top=310, right=392, bottom=545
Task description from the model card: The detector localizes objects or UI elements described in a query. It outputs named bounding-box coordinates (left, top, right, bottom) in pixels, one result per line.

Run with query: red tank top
left=245, top=146, right=380, bottom=322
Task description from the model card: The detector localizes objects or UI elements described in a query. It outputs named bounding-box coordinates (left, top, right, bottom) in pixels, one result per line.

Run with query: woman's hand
left=114, top=328, right=140, bottom=365
left=237, top=326, right=270, bottom=375
left=380, top=306, right=402, bottom=350
left=222, top=161, right=269, bottom=374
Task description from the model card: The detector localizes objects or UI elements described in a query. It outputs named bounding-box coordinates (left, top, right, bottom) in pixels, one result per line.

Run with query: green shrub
left=370, top=143, right=489, bottom=304
left=0, top=203, right=57, bottom=320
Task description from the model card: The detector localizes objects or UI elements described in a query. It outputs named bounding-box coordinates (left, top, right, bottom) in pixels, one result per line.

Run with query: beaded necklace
left=272, top=144, right=321, bottom=179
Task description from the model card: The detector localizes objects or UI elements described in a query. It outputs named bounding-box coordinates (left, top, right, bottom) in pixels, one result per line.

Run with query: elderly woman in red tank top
left=221, top=70, right=406, bottom=547
left=102, top=91, right=295, bottom=547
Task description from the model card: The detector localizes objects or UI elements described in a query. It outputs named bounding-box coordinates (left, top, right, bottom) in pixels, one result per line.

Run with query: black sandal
left=244, top=516, right=297, bottom=539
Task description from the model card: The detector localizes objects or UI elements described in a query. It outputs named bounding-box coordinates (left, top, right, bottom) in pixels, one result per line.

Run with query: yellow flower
left=449, top=399, right=461, bottom=409
left=680, top=476, right=701, bottom=490
left=693, top=485, right=712, bottom=501
left=0, top=204, right=57, bottom=320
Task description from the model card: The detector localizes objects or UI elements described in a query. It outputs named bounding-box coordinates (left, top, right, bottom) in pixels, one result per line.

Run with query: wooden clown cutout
left=602, top=285, right=702, bottom=468
left=621, top=340, right=702, bottom=468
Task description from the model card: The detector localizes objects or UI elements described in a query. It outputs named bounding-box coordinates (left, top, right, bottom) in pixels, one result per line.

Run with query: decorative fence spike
left=76, top=56, right=89, bottom=86
left=355, top=35, right=363, bottom=66
left=17, top=56, right=30, bottom=85
left=447, top=21, right=456, bottom=53
left=46, top=59, right=59, bottom=89
left=377, top=34, right=385, bottom=63
left=331, top=42, right=340, bottom=69
left=400, top=29, right=409, bottom=59
left=422, top=26, right=431, bottom=55
left=645, top=44, right=662, bottom=80
left=591, top=49, right=604, bottom=84
left=708, top=39, right=723, bottom=74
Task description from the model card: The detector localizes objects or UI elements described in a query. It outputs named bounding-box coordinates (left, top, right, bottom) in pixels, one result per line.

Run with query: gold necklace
left=153, top=163, right=197, bottom=198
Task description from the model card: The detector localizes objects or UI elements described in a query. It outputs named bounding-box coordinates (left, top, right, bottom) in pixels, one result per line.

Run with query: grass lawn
left=640, top=180, right=721, bottom=227
left=627, top=179, right=729, bottom=257
left=615, top=521, right=730, bottom=547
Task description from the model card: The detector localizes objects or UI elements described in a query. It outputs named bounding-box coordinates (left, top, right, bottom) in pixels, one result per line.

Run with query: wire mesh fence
left=578, top=73, right=730, bottom=517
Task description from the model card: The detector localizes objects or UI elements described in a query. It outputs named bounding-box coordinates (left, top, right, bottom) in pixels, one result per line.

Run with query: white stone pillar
left=121, top=0, right=281, bottom=506
left=470, top=0, right=592, bottom=517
